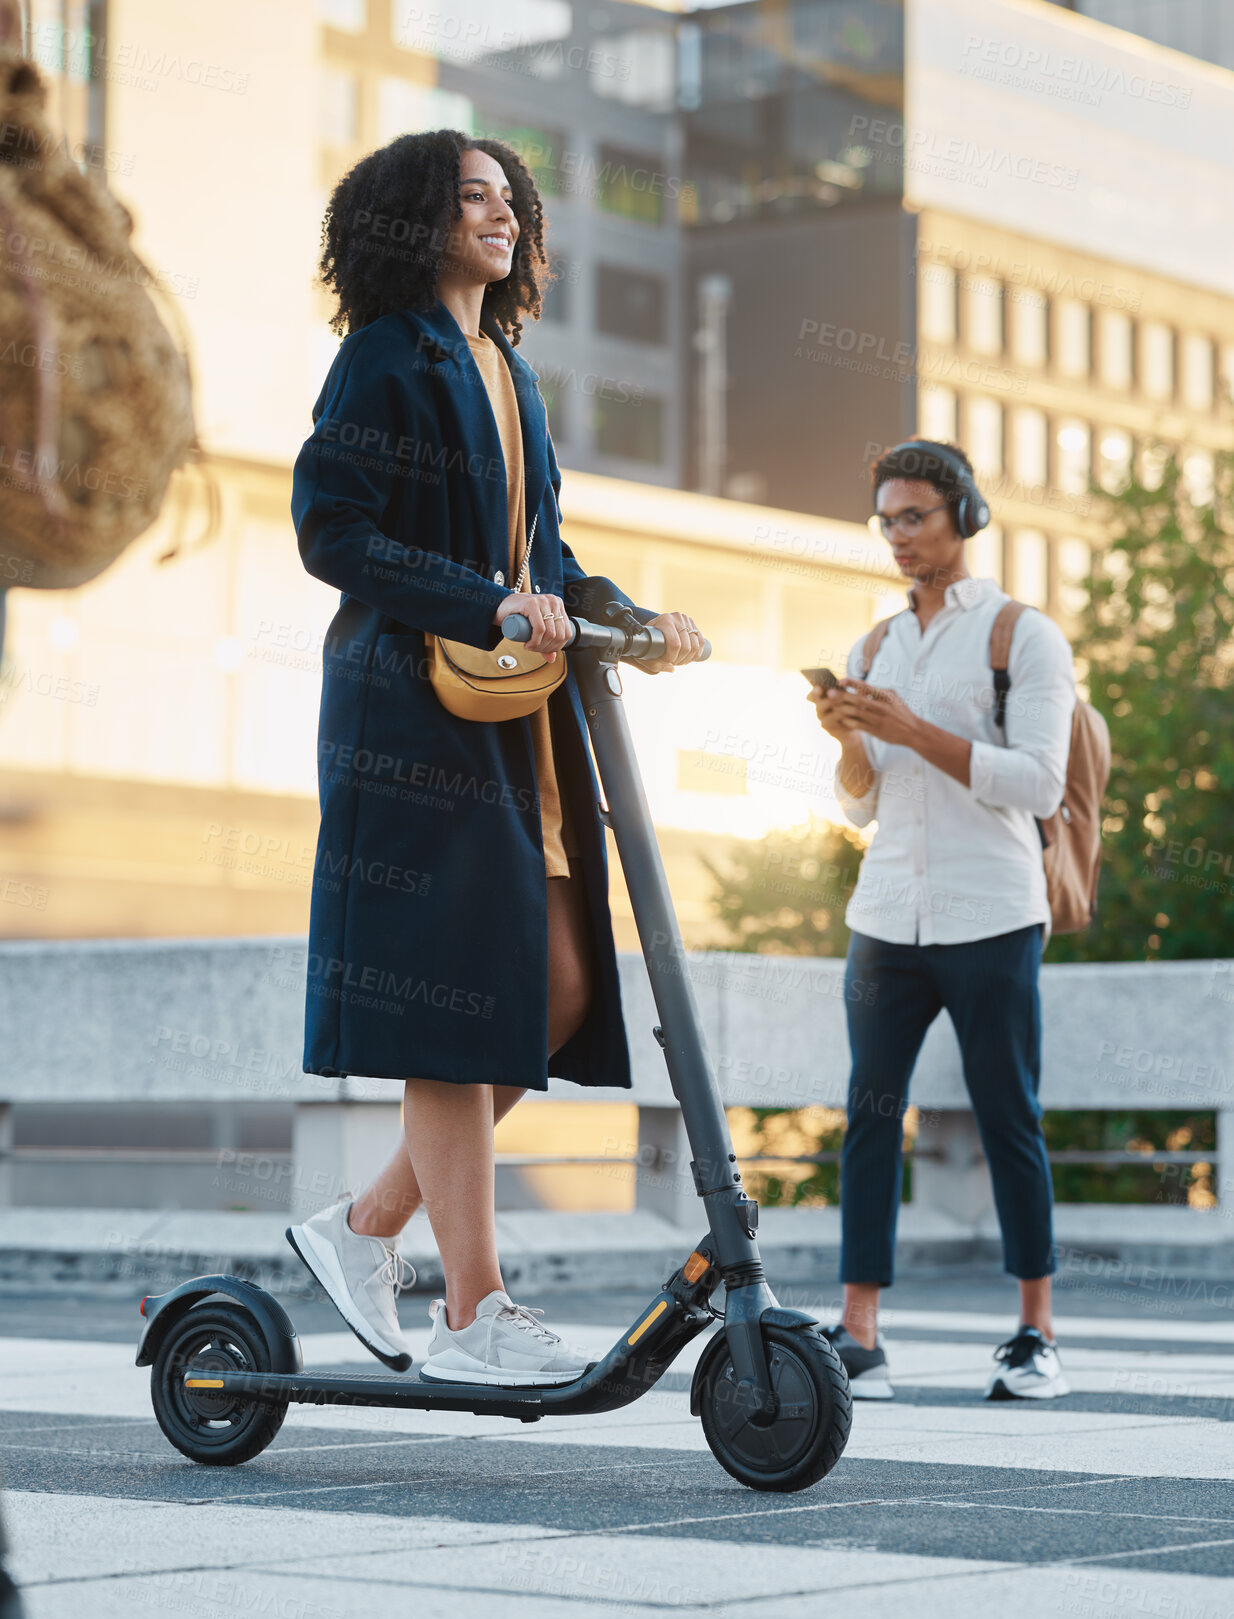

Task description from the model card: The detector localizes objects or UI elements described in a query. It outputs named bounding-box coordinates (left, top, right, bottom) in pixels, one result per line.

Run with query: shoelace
left=494, top=1301, right=561, bottom=1345
left=375, top=1248, right=416, bottom=1296
left=993, top=1330, right=1048, bottom=1368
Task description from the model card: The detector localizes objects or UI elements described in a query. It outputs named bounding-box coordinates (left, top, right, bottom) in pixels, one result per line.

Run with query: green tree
left=702, top=815, right=866, bottom=956
left=1048, top=447, right=1234, bottom=963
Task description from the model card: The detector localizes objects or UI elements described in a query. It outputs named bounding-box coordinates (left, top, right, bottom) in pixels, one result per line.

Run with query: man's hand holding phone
left=803, top=666, right=858, bottom=741
left=803, top=666, right=877, bottom=797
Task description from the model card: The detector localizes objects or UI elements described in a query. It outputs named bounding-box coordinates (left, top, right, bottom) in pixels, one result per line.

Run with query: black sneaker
left=985, top=1327, right=1069, bottom=1400
left=821, top=1324, right=893, bottom=1399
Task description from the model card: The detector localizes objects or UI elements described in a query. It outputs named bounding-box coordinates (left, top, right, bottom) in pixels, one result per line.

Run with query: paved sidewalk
left=3, top=1274, right=1234, bottom=1617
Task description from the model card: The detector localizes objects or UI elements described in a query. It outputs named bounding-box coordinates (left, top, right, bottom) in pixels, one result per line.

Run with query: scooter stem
left=572, top=646, right=767, bottom=1294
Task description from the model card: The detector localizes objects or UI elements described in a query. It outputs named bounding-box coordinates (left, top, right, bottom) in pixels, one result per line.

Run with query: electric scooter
left=139, top=608, right=852, bottom=1493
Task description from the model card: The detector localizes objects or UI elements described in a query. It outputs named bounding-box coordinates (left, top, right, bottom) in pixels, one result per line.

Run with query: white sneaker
left=287, top=1197, right=416, bottom=1372
left=420, top=1289, right=592, bottom=1387
left=985, top=1327, right=1069, bottom=1400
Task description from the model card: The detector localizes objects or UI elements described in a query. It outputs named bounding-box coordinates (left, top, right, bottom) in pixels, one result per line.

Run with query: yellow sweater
left=465, top=331, right=576, bottom=877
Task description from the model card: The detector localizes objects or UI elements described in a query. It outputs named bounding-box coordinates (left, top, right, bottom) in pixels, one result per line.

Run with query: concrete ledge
left=3, top=1203, right=1232, bottom=1297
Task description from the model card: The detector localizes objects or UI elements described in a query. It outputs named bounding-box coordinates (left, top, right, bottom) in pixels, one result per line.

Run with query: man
left=810, top=440, right=1076, bottom=1401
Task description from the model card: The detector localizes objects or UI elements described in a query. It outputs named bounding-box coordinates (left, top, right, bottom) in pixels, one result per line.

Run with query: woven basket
left=0, top=36, right=199, bottom=589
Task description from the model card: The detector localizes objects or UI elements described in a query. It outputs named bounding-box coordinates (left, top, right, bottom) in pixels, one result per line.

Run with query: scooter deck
left=182, top=1285, right=717, bottom=1423
left=187, top=1368, right=550, bottom=1421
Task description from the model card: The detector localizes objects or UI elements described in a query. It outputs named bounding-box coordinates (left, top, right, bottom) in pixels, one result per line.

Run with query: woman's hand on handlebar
left=635, top=611, right=707, bottom=675
left=494, top=592, right=571, bottom=661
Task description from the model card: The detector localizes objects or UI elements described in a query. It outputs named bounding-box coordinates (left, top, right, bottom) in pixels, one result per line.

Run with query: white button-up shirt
left=837, top=576, right=1076, bottom=946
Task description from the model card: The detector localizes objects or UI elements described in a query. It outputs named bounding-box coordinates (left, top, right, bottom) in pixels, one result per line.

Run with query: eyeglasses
left=876, top=502, right=949, bottom=538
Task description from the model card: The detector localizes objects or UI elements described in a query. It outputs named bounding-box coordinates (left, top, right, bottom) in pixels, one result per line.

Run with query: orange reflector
left=139, top=1297, right=148, bottom=1317
left=682, top=1251, right=710, bottom=1283
left=185, top=1378, right=225, bottom=1389
left=626, top=1299, right=669, bottom=1346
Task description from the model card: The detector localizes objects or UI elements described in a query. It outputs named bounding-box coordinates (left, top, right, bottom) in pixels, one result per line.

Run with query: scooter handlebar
left=500, top=612, right=711, bottom=665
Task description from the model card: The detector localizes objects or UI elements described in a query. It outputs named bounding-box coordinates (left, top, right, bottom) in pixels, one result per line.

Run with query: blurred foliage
left=702, top=816, right=866, bottom=956
left=1044, top=1110, right=1216, bottom=1208
left=727, top=1105, right=915, bottom=1208
left=1048, top=446, right=1234, bottom=963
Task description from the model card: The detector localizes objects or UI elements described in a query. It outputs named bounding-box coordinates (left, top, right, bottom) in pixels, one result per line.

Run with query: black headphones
left=881, top=440, right=990, bottom=539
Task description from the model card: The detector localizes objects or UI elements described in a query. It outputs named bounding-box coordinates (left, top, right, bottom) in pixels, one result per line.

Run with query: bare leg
left=353, top=866, right=594, bottom=1328
left=842, top=1282, right=880, bottom=1349
left=349, top=1083, right=524, bottom=1240
left=1019, top=1275, right=1053, bottom=1339
left=546, top=863, right=593, bottom=1055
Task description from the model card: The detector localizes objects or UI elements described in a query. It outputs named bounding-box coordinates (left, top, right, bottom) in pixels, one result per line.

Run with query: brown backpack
left=0, top=15, right=201, bottom=590
left=860, top=599, right=1111, bottom=934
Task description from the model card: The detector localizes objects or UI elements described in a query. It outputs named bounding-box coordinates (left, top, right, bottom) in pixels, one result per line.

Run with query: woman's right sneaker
left=421, top=1289, right=592, bottom=1386
left=286, top=1197, right=415, bottom=1372
left=822, top=1324, right=894, bottom=1399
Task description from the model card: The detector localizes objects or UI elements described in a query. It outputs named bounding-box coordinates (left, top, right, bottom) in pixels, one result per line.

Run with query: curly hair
left=871, top=440, right=978, bottom=515
left=318, top=129, right=550, bottom=344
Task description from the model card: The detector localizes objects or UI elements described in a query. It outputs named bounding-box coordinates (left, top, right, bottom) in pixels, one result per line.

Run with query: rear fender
left=135, top=1274, right=302, bottom=1371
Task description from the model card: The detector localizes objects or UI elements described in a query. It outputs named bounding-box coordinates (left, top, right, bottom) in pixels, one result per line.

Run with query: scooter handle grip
left=501, top=612, right=528, bottom=642
left=503, top=612, right=711, bottom=663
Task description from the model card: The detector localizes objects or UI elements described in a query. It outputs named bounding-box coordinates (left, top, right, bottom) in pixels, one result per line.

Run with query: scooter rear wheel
left=150, top=1301, right=287, bottom=1466
left=697, top=1324, right=851, bottom=1492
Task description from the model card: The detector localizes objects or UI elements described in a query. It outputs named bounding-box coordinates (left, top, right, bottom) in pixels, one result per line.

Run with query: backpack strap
left=989, top=600, right=1031, bottom=729
left=859, top=614, right=899, bottom=679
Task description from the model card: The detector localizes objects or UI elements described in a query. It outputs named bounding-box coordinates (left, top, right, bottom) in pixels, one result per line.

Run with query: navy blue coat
left=291, top=299, right=655, bottom=1090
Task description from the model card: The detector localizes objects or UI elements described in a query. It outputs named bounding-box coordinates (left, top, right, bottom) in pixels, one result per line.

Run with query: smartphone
left=801, top=666, right=839, bottom=693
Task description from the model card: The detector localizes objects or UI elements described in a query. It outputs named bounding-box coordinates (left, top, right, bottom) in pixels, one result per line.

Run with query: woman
left=287, top=129, right=705, bottom=1385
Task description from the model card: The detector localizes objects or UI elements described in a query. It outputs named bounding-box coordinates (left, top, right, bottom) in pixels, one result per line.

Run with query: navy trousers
left=840, top=924, right=1055, bottom=1286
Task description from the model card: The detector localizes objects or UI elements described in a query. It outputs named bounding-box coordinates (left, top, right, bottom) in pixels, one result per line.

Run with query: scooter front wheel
left=697, top=1324, right=851, bottom=1492
left=150, top=1301, right=287, bottom=1466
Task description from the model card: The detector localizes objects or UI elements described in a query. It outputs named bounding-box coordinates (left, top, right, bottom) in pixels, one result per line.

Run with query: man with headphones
left=808, top=439, right=1077, bottom=1401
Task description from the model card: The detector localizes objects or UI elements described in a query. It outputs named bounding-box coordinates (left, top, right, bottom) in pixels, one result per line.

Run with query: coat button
left=534, top=585, right=541, bottom=592
left=494, top=570, right=505, bottom=585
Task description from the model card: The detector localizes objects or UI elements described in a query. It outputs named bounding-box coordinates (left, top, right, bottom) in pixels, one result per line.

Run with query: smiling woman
left=318, top=127, right=551, bottom=344
left=288, top=126, right=706, bottom=1388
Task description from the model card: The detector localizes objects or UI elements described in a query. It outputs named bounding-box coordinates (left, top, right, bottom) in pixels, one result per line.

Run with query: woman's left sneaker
left=420, top=1290, right=592, bottom=1386
left=985, top=1327, right=1069, bottom=1399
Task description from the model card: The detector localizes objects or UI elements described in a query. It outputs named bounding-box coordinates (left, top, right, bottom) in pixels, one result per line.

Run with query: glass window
left=1055, top=300, right=1090, bottom=380
left=964, top=277, right=1003, bottom=357
left=539, top=254, right=573, bottom=325
left=1056, top=420, right=1090, bottom=497
left=596, top=144, right=666, bottom=225
left=969, top=521, right=1003, bottom=586
left=594, top=393, right=663, bottom=463
left=1181, top=334, right=1214, bottom=412
left=482, top=123, right=565, bottom=197
left=319, top=0, right=366, bottom=28
left=1140, top=322, right=1174, bottom=400
left=1009, top=288, right=1047, bottom=368
left=377, top=79, right=472, bottom=143
left=391, top=0, right=570, bottom=60
left=918, top=385, right=956, bottom=442
left=1098, top=310, right=1133, bottom=390
left=1097, top=428, right=1132, bottom=492
left=1011, top=529, right=1049, bottom=608
left=320, top=67, right=360, bottom=146
left=1011, top=408, right=1048, bottom=487
left=540, top=379, right=566, bottom=445
left=592, top=29, right=676, bottom=112
left=920, top=265, right=956, bottom=344
left=1057, top=538, right=1091, bottom=617
left=595, top=265, right=666, bottom=345
left=966, top=396, right=1003, bottom=477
